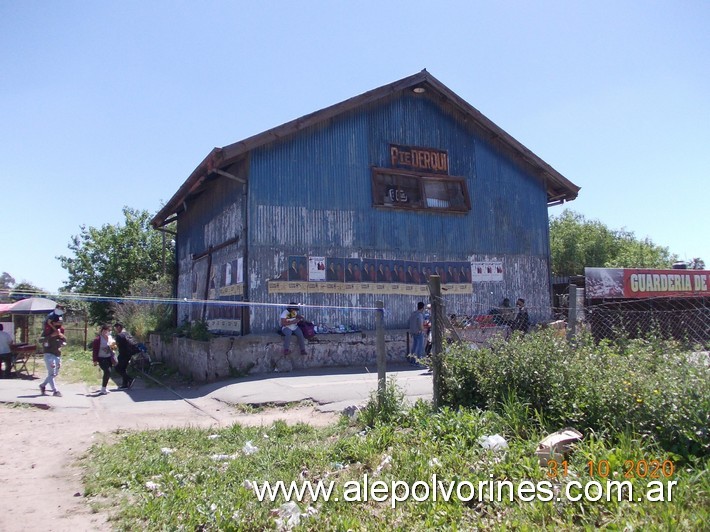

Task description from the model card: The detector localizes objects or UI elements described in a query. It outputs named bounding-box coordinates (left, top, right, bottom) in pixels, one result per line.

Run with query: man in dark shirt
left=113, top=322, right=139, bottom=389
left=511, top=298, right=530, bottom=333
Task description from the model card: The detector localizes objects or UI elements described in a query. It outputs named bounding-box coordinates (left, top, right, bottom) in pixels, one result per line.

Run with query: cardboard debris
left=535, top=428, right=583, bottom=466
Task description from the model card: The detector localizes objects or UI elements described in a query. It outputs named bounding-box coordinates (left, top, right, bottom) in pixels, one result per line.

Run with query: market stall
left=1, top=297, right=57, bottom=376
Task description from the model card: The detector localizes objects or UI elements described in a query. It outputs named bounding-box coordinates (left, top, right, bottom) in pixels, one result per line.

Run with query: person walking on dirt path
left=113, top=322, right=138, bottom=390
left=92, top=325, right=116, bottom=395
left=39, top=318, right=65, bottom=396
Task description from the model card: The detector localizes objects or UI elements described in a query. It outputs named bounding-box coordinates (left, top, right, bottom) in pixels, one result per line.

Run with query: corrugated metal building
left=152, top=71, right=580, bottom=334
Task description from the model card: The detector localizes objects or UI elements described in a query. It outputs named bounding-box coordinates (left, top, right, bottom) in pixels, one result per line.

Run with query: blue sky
left=1, top=1, right=708, bottom=292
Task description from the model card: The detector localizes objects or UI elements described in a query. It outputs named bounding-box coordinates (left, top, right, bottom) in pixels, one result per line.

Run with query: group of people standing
left=407, top=297, right=530, bottom=364
left=407, top=302, right=432, bottom=366
left=33, top=304, right=140, bottom=397
left=91, top=322, right=138, bottom=395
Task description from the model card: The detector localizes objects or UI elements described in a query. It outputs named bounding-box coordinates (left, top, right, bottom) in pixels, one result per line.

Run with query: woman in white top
left=92, top=325, right=116, bottom=394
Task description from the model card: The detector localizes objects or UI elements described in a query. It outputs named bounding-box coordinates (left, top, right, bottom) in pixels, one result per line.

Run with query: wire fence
left=431, top=290, right=710, bottom=351
left=585, top=296, right=710, bottom=348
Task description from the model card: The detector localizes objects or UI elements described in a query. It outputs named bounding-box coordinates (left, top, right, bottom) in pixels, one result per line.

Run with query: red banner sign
left=585, top=268, right=710, bottom=299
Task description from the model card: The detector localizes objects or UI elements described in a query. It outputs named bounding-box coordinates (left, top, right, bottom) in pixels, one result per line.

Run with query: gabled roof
left=152, top=70, right=579, bottom=228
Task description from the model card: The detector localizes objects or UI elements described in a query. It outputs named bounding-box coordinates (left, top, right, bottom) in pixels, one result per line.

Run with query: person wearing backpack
left=113, top=322, right=138, bottom=390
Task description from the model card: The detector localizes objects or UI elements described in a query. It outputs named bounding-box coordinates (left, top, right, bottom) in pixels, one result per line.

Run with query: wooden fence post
left=567, top=284, right=577, bottom=341
left=375, top=300, right=386, bottom=406
left=429, top=275, right=443, bottom=410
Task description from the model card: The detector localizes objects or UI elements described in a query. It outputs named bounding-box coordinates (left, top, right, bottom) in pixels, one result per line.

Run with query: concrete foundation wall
left=148, top=331, right=410, bottom=382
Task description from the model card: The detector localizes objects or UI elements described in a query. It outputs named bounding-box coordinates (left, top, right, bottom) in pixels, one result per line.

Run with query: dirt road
left=0, top=379, right=337, bottom=532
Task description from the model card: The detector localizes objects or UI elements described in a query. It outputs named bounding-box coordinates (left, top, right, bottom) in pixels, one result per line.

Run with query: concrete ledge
left=148, top=330, right=409, bottom=382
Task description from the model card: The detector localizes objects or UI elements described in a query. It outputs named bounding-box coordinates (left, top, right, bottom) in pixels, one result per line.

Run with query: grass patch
left=83, top=383, right=709, bottom=530
left=3, top=401, right=36, bottom=409
left=60, top=346, right=99, bottom=384
left=139, top=362, right=193, bottom=389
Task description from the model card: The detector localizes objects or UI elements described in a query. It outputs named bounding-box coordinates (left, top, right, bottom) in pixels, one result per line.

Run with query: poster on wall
left=224, top=261, right=233, bottom=286
left=405, top=261, right=422, bottom=284
left=362, top=259, right=378, bottom=282
left=309, top=256, right=326, bottom=281
left=287, top=256, right=308, bottom=281
left=325, top=257, right=344, bottom=282
left=375, top=259, right=395, bottom=283
left=236, top=257, right=244, bottom=284
left=471, top=261, right=504, bottom=282
left=218, top=258, right=245, bottom=297
left=269, top=256, right=474, bottom=295
left=223, top=259, right=244, bottom=286
left=344, top=258, right=363, bottom=282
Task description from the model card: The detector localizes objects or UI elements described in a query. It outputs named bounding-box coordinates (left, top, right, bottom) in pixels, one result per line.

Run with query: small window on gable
left=371, top=168, right=470, bottom=213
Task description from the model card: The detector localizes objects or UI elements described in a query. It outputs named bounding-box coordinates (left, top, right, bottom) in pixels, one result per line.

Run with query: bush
left=111, top=276, right=174, bottom=341
left=441, top=330, right=710, bottom=459
left=358, top=377, right=407, bottom=427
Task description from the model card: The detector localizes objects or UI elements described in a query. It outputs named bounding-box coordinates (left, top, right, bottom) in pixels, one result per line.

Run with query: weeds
left=83, top=400, right=709, bottom=530
left=441, top=331, right=710, bottom=460
left=358, top=376, right=407, bottom=427
left=60, top=346, right=99, bottom=384
left=77, top=332, right=709, bottom=529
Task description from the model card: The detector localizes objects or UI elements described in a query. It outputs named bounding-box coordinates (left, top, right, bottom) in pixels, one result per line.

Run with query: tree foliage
left=1, top=272, right=15, bottom=290
left=0, top=272, right=15, bottom=301
left=11, top=281, right=46, bottom=298
left=549, top=209, right=678, bottom=277
left=689, top=257, right=706, bottom=270
left=111, top=275, right=174, bottom=341
left=58, top=207, right=175, bottom=324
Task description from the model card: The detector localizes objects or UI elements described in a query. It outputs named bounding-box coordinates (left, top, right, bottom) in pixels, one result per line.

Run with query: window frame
left=370, top=167, right=471, bottom=213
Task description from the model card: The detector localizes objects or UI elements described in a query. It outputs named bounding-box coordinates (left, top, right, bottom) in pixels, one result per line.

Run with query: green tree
left=606, top=233, right=676, bottom=270
left=58, top=207, right=175, bottom=324
left=11, top=281, right=46, bottom=298
left=111, top=275, right=174, bottom=340
left=689, top=257, right=706, bottom=270
left=0, top=272, right=15, bottom=300
left=549, top=209, right=677, bottom=276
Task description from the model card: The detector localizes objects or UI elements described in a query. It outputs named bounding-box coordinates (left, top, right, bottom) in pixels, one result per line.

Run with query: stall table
left=11, top=343, right=38, bottom=377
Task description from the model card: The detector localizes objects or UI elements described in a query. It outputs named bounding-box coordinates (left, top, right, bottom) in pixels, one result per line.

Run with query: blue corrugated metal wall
left=244, top=92, right=552, bottom=332
left=248, top=94, right=548, bottom=254
left=176, top=173, right=247, bottom=324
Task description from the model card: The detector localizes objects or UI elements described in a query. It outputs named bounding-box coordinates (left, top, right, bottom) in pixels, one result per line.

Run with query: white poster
left=236, top=257, right=244, bottom=284
left=471, top=261, right=504, bottom=282
left=309, top=256, right=326, bottom=281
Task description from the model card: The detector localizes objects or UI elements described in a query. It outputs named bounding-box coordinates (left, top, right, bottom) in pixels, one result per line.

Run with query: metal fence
left=585, top=296, right=710, bottom=348
left=9, top=315, right=90, bottom=350
left=434, top=283, right=710, bottom=350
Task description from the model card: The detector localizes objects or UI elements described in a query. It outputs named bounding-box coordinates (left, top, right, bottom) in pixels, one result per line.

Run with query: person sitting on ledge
left=279, top=302, right=307, bottom=356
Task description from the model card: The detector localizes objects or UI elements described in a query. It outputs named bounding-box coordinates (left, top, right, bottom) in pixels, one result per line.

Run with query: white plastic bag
left=478, top=434, right=508, bottom=451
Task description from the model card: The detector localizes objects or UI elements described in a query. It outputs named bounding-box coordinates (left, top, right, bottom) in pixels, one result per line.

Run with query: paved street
left=0, top=363, right=433, bottom=418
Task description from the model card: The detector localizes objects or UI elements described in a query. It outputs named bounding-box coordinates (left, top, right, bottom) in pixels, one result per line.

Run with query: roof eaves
left=151, top=70, right=579, bottom=226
